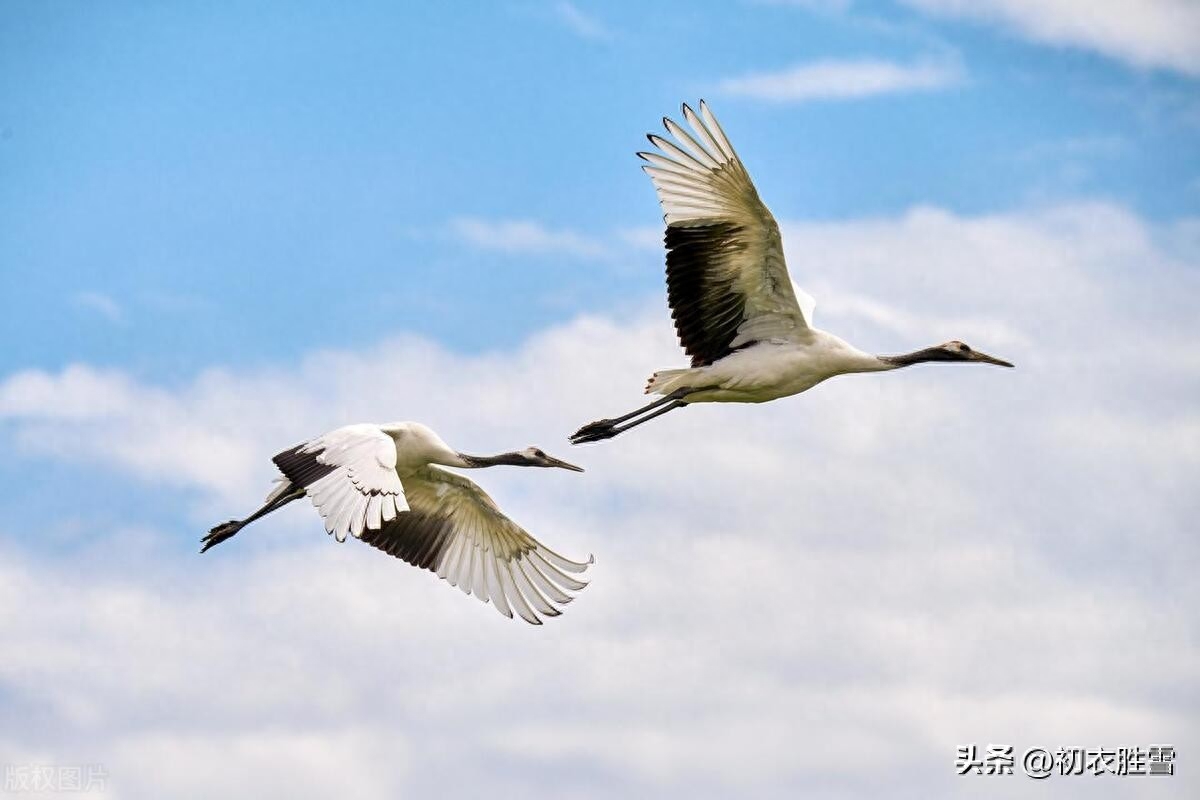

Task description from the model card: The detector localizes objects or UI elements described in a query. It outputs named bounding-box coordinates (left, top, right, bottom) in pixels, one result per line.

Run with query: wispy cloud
left=450, top=217, right=615, bottom=260
left=717, top=56, right=963, bottom=102
left=901, top=0, right=1200, bottom=77
left=553, top=1, right=610, bottom=42
left=72, top=291, right=125, bottom=324
left=1002, top=135, right=1129, bottom=193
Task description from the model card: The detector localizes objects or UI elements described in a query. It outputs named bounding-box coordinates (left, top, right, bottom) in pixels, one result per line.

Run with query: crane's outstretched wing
left=358, top=465, right=592, bottom=624
left=274, top=424, right=408, bottom=542
left=641, top=101, right=815, bottom=367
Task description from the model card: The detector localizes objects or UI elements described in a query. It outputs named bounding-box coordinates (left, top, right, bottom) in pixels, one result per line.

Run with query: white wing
left=358, top=465, right=592, bottom=624
left=273, top=424, right=409, bottom=542
left=641, top=101, right=813, bottom=366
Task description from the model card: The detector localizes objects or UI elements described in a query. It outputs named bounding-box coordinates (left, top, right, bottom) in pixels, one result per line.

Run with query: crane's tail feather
left=644, top=368, right=695, bottom=395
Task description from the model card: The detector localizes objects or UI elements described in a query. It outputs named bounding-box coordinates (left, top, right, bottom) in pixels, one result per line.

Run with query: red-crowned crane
left=205, top=421, right=591, bottom=624
left=571, top=101, right=1012, bottom=444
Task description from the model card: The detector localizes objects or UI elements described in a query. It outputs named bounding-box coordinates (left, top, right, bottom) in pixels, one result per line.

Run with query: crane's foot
left=200, top=519, right=244, bottom=553
left=570, top=419, right=619, bottom=444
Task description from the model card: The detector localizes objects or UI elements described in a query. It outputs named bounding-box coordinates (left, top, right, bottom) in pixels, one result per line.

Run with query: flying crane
left=205, top=421, right=591, bottom=624
left=572, top=102, right=1012, bottom=444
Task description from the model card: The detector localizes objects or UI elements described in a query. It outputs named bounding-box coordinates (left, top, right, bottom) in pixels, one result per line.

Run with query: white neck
left=434, top=451, right=474, bottom=469
left=816, top=331, right=899, bottom=374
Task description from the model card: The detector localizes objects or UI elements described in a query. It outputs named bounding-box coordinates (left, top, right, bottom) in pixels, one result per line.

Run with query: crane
left=204, top=422, right=591, bottom=624
left=571, top=101, right=1012, bottom=444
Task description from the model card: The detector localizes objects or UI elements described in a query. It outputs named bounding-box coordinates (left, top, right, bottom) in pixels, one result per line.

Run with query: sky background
left=1, top=1, right=1198, bottom=798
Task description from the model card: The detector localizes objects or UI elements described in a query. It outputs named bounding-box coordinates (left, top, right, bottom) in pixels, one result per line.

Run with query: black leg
left=581, top=391, right=682, bottom=427
left=605, top=400, right=687, bottom=438
left=201, top=485, right=304, bottom=552
left=570, top=393, right=689, bottom=444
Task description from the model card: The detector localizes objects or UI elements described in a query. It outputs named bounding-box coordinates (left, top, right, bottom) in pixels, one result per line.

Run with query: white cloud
left=1, top=202, right=1197, bottom=797
left=71, top=291, right=124, bottom=324
left=717, top=56, right=963, bottom=102
left=450, top=217, right=614, bottom=260
left=553, top=1, right=611, bottom=41
left=901, top=0, right=1200, bottom=76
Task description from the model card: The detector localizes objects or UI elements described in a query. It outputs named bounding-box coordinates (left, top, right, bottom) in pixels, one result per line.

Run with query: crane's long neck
left=449, top=451, right=531, bottom=469
left=876, top=346, right=956, bottom=368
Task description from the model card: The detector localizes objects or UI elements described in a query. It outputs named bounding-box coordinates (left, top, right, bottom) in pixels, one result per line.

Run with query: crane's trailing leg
left=201, top=484, right=305, bottom=552
left=570, top=390, right=689, bottom=444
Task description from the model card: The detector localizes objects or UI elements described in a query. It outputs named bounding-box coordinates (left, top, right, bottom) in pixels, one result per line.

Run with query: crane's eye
left=959, top=343, right=971, bottom=352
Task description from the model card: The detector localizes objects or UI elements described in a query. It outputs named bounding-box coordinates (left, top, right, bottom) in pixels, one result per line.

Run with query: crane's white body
left=336, top=421, right=465, bottom=476
left=646, top=331, right=892, bottom=403
left=264, top=421, right=454, bottom=530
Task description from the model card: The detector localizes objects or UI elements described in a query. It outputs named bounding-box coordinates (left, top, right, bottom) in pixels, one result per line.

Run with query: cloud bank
left=1, top=202, right=1197, bottom=798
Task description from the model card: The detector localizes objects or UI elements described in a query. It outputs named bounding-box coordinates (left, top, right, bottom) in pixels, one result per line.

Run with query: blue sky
left=2, top=0, right=1197, bottom=378
left=1, top=2, right=1198, bottom=798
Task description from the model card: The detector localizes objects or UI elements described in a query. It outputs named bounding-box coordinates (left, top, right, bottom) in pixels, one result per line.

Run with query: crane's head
left=931, top=340, right=1014, bottom=367
left=519, top=447, right=585, bottom=472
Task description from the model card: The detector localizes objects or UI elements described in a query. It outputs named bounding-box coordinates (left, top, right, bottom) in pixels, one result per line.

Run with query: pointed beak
left=969, top=350, right=1014, bottom=368
left=541, top=453, right=585, bottom=472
